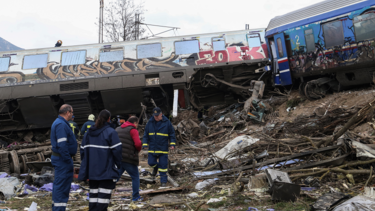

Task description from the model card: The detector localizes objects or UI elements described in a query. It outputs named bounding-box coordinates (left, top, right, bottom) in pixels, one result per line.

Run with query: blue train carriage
left=265, top=0, right=375, bottom=100
left=0, top=29, right=269, bottom=133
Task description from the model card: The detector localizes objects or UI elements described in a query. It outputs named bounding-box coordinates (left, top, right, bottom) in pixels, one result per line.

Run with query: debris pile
left=2, top=88, right=375, bottom=210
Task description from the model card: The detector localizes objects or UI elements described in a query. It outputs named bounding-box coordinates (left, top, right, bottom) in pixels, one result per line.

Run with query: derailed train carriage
left=265, top=0, right=375, bottom=100
left=0, top=0, right=374, bottom=137
left=0, top=29, right=270, bottom=134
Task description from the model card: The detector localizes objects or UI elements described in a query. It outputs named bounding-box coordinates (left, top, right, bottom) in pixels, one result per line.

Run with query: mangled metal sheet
left=350, top=141, right=375, bottom=158
left=265, top=169, right=292, bottom=186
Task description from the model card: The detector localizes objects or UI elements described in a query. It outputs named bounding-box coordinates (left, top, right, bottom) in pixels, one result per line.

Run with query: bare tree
left=102, top=0, right=146, bottom=42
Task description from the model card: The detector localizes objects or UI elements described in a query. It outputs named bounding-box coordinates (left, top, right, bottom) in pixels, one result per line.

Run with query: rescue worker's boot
left=161, top=183, right=167, bottom=187
left=151, top=167, right=158, bottom=180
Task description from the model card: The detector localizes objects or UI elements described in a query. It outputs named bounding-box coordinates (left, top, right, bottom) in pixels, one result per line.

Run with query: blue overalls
left=51, top=116, right=77, bottom=211
left=142, top=115, right=176, bottom=183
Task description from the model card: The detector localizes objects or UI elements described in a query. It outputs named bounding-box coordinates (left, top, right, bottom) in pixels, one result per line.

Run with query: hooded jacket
left=78, top=122, right=122, bottom=181
left=116, top=121, right=142, bottom=165
left=142, top=115, right=176, bottom=154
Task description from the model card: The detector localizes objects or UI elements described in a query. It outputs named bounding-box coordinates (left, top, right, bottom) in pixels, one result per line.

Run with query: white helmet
left=88, top=114, right=95, bottom=121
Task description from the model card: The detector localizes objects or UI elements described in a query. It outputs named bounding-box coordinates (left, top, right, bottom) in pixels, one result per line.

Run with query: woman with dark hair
left=78, top=109, right=122, bottom=211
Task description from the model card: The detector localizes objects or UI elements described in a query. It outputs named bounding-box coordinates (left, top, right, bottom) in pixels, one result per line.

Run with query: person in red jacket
left=115, top=116, right=142, bottom=201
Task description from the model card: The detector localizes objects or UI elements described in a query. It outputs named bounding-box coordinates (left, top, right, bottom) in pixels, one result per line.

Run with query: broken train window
left=353, top=12, right=375, bottom=41
left=305, top=29, right=315, bottom=53
left=322, top=20, right=344, bottom=48
left=276, top=38, right=284, bottom=58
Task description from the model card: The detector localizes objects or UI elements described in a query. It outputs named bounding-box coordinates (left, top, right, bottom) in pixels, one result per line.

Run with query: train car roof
left=0, top=28, right=264, bottom=55
left=265, top=0, right=375, bottom=37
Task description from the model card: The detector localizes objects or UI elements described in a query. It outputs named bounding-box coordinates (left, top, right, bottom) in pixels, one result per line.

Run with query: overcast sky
left=0, top=0, right=324, bottom=50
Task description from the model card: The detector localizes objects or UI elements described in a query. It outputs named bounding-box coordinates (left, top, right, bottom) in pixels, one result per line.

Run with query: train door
left=268, top=40, right=280, bottom=85
left=273, top=33, right=292, bottom=86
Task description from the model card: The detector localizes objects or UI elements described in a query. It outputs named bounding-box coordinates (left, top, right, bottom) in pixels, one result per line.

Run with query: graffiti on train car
left=286, top=9, right=375, bottom=74
left=0, top=42, right=267, bottom=83
left=36, top=53, right=181, bottom=80
left=196, top=44, right=267, bottom=65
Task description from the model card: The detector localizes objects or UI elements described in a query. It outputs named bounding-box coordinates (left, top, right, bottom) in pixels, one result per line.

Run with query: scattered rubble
left=1, top=88, right=375, bottom=210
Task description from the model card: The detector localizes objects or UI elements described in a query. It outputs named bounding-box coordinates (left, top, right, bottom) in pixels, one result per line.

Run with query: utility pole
left=99, top=0, right=104, bottom=43
left=135, top=13, right=140, bottom=40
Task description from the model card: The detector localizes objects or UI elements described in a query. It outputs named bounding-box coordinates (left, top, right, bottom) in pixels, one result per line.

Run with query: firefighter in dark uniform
left=81, top=114, right=95, bottom=136
left=142, top=107, right=176, bottom=187
left=68, top=116, right=80, bottom=139
left=50, top=104, right=77, bottom=211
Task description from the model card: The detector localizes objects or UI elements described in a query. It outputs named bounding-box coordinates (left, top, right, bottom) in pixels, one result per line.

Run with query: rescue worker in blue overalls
left=50, top=104, right=77, bottom=211
left=142, top=107, right=176, bottom=187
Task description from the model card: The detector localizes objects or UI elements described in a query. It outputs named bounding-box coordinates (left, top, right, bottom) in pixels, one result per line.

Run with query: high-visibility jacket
left=68, top=120, right=80, bottom=139
left=51, top=116, right=77, bottom=161
left=142, top=115, right=176, bottom=154
left=81, top=120, right=95, bottom=136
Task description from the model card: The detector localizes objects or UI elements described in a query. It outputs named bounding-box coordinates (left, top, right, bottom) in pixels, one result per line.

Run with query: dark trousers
left=148, top=153, right=168, bottom=183
left=89, top=180, right=116, bottom=211
left=118, top=162, right=140, bottom=201
left=51, top=156, right=73, bottom=211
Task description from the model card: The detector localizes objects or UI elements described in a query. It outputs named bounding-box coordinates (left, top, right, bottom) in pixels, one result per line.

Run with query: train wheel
left=9, top=151, right=20, bottom=174
left=304, top=81, right=329, bottom=101
left=21, top=155, right=27, bottom=173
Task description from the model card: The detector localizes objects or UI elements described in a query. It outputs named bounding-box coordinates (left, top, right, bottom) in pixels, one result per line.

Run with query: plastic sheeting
left=0, top=177, right=20, bottom=199
left=214, top=135, right=259, bottom=160
left=333, top=195, right=375, bottom=211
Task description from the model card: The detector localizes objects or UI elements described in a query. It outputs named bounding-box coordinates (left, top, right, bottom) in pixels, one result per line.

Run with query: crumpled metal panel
left=350, top=140, right=375, bottom=158
left=312, top=192, right=350, bottom=211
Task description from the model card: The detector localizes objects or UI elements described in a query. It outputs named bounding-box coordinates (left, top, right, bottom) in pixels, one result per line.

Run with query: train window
left=322, top=21, right=344, bottom=48
left=353, top=13, right=375, bottom=41
left=212, top=40, right=226, bottom=51
left=305, top=29, right=315, bottom=53
left=276, top=38, right=284, bottom=58
left=61, top=50, right=86, bottom=66
left=137, top=43, right=162, bottom=59
left=247, top=34, right=262, bottom=48
left=212, top=37, right=226, bottom=51
left=175, top=40, right=199, bottom=55
left=23, top=54, right=48, bottom=69
left=0, top=57, right=10, bottom=72
left=100, top=50, right=124, bottom=62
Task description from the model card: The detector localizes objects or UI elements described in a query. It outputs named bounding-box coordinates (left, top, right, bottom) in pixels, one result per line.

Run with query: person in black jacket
left=78, top=109, right=122, bottom=211
left=116, top=116, right=142, bottom=201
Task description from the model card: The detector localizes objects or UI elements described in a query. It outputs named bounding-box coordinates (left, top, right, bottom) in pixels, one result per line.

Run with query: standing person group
left=50, top=106, right=176, bottom=211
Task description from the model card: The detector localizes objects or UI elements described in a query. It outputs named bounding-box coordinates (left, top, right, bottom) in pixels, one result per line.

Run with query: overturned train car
left=0, top=29, right=270, bottom=133
left=265, top=0, right=375, bottom=100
